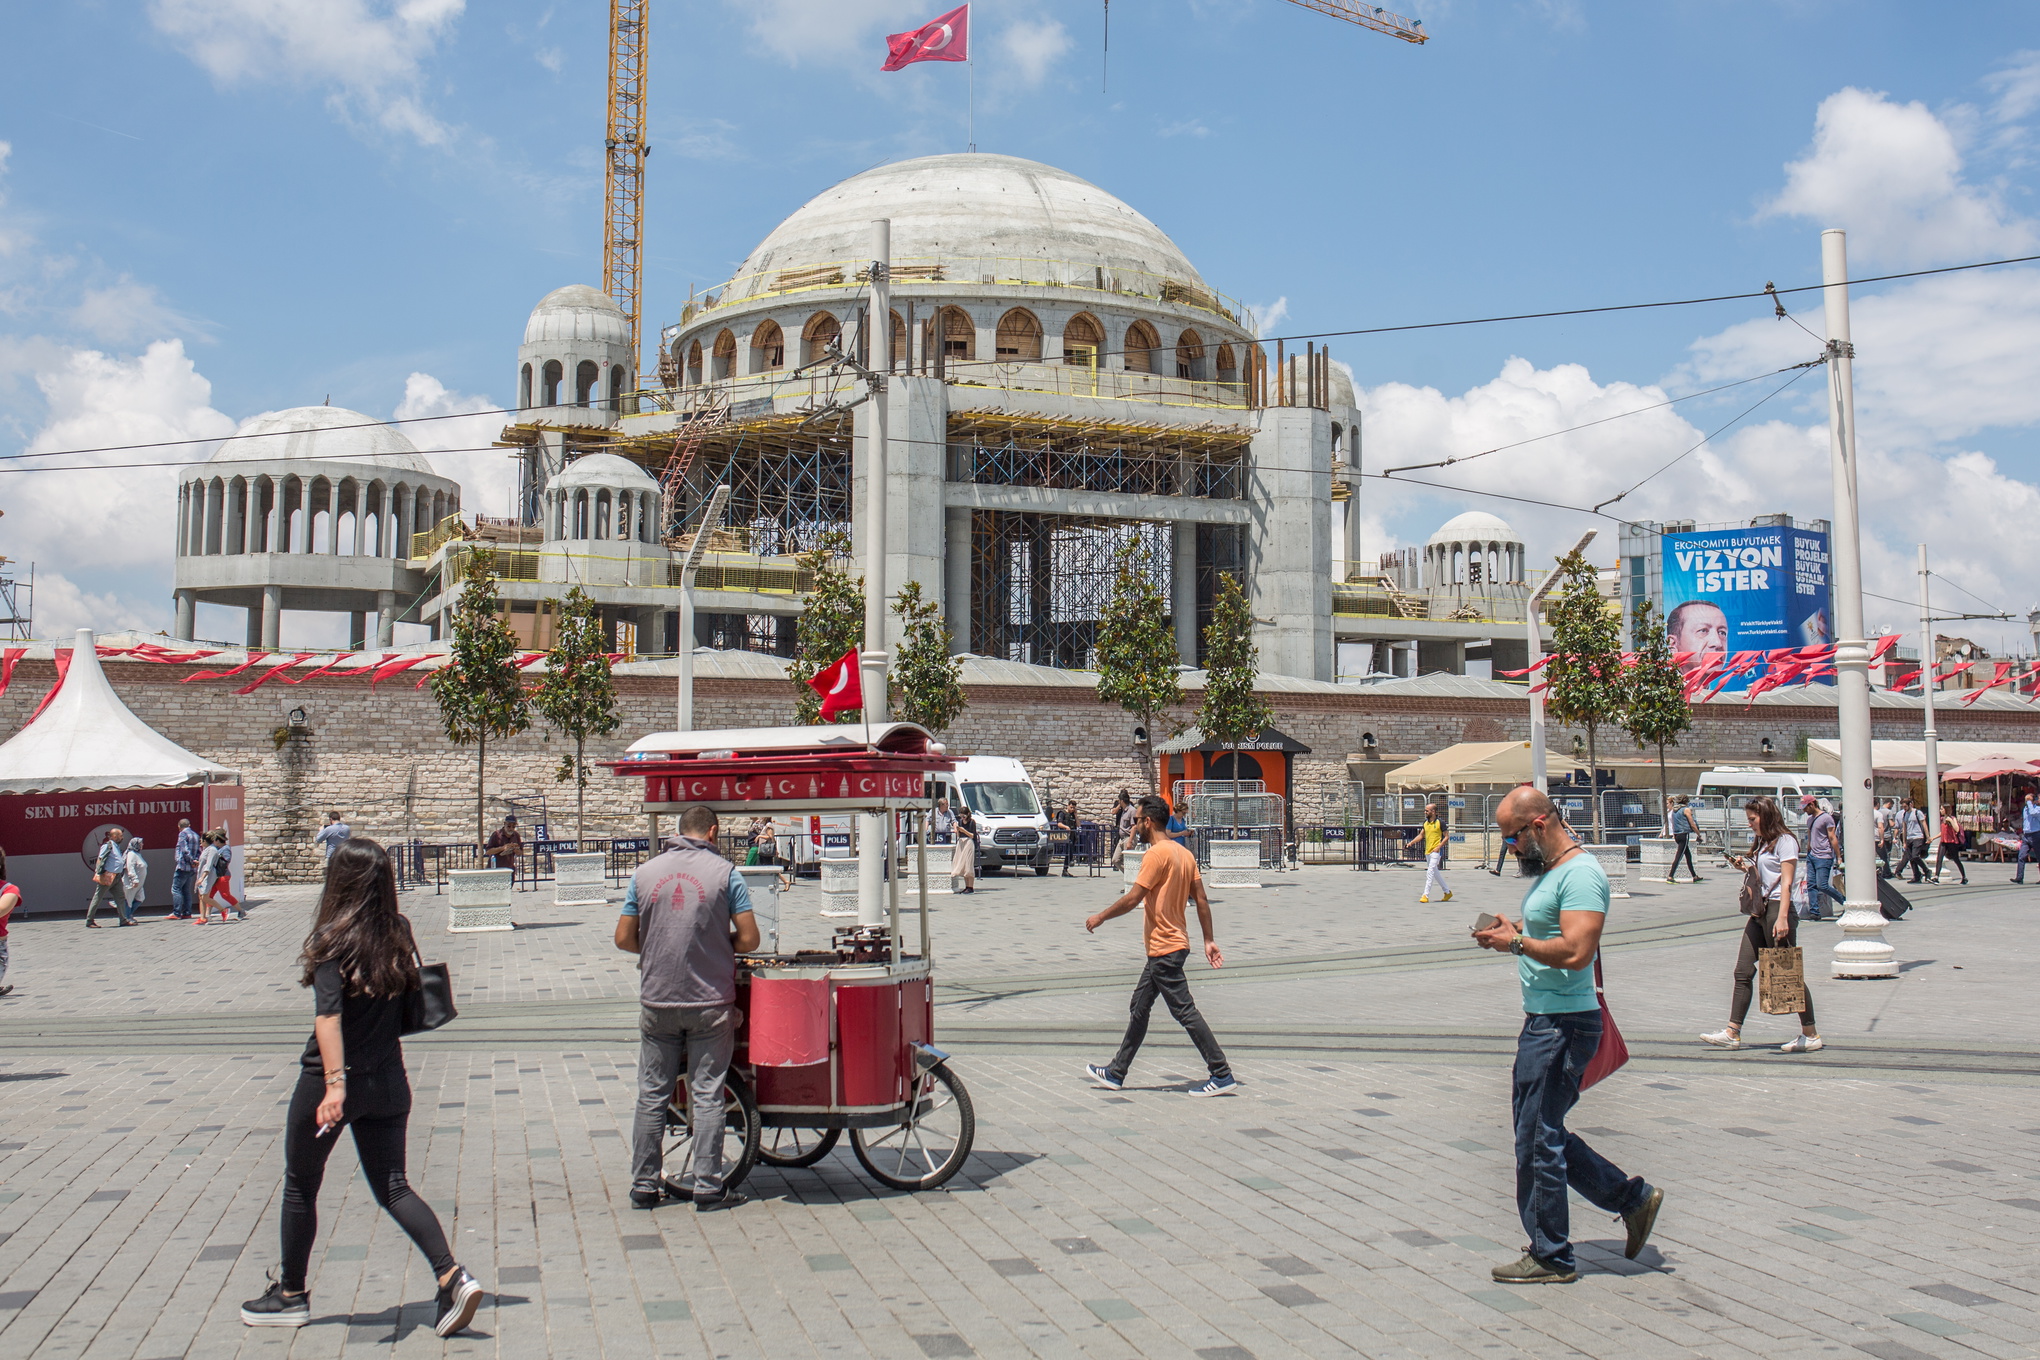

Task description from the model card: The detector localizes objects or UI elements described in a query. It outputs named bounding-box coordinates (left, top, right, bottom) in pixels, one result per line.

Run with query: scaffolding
left=970, top=513, right=1171, bottom=667
left=0, top=560, right=31, bottom=641
left=947, top=411, right=1249, bottom=500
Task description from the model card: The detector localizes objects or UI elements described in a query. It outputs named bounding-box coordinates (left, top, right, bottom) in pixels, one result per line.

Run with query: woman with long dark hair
left=1700, top=797, right=1822, bottom=1053
left=241, top=838, right=483, bottom=1333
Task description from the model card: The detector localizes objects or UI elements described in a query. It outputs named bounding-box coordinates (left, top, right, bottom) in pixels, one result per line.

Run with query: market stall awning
left=1806, top=739, right=2040, bottom=779
left=1385, top=740, right=1579, bottom=790
left=0, top=630, right=238, bottom=795
left=1937, top=754, right=2040, bottom=782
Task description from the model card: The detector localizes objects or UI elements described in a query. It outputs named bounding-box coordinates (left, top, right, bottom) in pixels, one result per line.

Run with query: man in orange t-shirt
left=1082, top=794, right=1236, bottom=1096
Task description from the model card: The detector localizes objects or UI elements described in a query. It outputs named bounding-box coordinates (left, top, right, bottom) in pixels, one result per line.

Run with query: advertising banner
left=1661, top=526, right=1832, bottom=693
left=0, top=783, right=245, bottom=916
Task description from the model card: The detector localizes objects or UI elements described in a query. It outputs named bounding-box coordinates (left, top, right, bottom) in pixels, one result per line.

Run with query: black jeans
left=1730, top=899, right=1815, bottom=1028
left=1934, top=842, right=1967, bottom=883
left=279, top=1064, right=454, bottom=1294
left=1107, top=949, right=1231, bottom=1082
left=1901, top=838, right=1932, bottom=883
left=1669, top=835, right=1698, bottom=880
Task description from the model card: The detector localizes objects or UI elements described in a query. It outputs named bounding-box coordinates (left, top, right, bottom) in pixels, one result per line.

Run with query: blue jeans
left=170, top=869, right=197, bottom=918
left=1513, top=1011, right=1648, bottom=1271
left=1804, top=857, right=1845, bottom=913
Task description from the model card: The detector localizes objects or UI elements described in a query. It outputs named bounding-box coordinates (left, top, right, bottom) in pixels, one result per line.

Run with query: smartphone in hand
left=1473, top=913, right=1501, bottom=933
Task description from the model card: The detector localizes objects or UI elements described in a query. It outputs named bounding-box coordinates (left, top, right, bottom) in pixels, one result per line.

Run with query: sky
left=1, top=0, right=2037, bottom=652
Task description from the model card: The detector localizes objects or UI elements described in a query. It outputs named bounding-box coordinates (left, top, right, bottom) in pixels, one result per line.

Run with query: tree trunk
left=1229, top=740, right=1241, bottom=836
left=575, top=735, right=586, bottom=846
left=1657, top=741, right=1670, bottom=836
left=1586, top=724, right=1603, bottom=843
left=476, top=729, right=487, bottom=857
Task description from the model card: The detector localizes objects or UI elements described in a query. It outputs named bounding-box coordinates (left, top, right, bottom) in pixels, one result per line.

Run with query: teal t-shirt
left=1517, top=852, right=1609, bottom=1014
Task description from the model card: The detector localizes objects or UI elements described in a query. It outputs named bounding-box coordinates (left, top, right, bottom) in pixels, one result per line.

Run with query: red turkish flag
left=807, top=648, right=864, bottom=719
left=882, top=5, right=968, bottom=71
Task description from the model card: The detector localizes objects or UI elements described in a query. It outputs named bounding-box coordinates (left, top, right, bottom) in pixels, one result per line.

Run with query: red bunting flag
left=807, top=648, right=863, bottom=719
left=235, top=653, right=317, bottom=695
left=882, top=4, right=968, bottom=70
left=0, top=647, right=25, bottom=700
left=29, top=649, right=73, bottom=722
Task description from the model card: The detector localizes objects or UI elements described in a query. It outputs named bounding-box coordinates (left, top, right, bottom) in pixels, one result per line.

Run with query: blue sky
left=2, top=1, right=2037, bottom=650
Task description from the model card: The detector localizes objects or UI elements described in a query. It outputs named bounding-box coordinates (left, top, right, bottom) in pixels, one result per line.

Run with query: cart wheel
left=757, top=1126, right=842, bottom=1168
left=850, top=1063, right=975, bottom=1191
left=661, top=1069, right=762, bottom=1200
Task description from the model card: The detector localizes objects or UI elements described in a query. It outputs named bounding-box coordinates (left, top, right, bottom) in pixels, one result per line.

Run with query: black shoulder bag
left=401, top=923, right=458, bottom=1035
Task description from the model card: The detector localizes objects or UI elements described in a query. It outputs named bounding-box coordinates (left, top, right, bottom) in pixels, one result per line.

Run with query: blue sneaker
left=1188, top=1076, right=1239, bottom=1097
left=1083, top=1063, right=1122, bottom=1090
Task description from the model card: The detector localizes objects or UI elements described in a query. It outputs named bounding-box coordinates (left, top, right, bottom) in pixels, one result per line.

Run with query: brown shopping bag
left=1758, top=945, right=1808, bottom=1015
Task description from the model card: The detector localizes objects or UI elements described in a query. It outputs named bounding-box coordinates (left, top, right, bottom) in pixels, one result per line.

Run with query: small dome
left=208, top=406, right=432, bottom=474
left=525, top=285, right=629, bottom=347
left=1328, top=363, right=1356, bottom=410
left=1427, top=511, right=1521, bottom=546
left=550, top=452, right=659, bottom=492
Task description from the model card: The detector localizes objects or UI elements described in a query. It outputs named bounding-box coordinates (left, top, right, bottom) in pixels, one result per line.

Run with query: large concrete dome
left=524, top=284, right=630, bottom=346
left=732, top=153, right=1208, bottom=289
left=211, top=406, right=432, bottom=474
left=552, top=451, right=659, bottom=492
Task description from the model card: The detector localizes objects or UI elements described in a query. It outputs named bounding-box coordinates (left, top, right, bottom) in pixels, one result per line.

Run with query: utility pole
left=1528, top=529, right=1597, bottom=790
left=1821, top=229, right=1896, bottom=980
left=1918, top=544, right=1942, bottom=881
left=857, top=219, right=894, bottom=931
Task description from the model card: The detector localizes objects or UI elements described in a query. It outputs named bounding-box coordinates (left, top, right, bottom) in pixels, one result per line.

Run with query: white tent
left=0, top=629, right=238, bottom=794
left=1386, top=740, right=1580, bottom=791
left=1806, top=739, right=2040, bottom=779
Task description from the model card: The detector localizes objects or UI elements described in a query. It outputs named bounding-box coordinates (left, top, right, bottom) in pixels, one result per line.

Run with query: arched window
left=686, top=340, right=703, bottom=385
left=573, top=489, right=590, bottom=539
left=595, top=490, right=612, bottom=540
left=541, top=360, right=563, bottom=405
left=995, top=308, right=1042, bottom=360
left=520, top=363, right=533, bottom=408
left=1062, top=312, right=1102, bottom=366
left=711, top=330, right=736, bottom=380
left=1124, top=321, right=1160, bottom=374
left=801, top=312, right=840, bottom=365
left=1175, top=329, right=1206, bottom=380
left=1215, top=344, right=1237, bottom=385
left=609, top=365, right=624, bottom=411
left=939, top=307, right=974, bottom=362
left=575, top=360, right=599, bottom=407
left=752, top=320, right=785, bottom=371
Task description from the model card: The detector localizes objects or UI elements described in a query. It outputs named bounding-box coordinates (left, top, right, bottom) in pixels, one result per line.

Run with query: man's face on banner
left=1668, top=601, right=1729, bottom=671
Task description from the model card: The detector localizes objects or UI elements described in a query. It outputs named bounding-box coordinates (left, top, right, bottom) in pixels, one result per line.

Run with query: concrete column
left=377, top=590, right=397, bottom=647
left=174, top=590, right=196, bottom=641
left=348, top=611, right=367, bottom=651
left=261, top=585, right=282, bottom=650
left=1342, top=489, right=1363, bottom=583
left=204, top=479, right=223, bottom=554
left=1172, top=519, right=1198, bottom=666
left=352, top=483, right=366, bottom=556
left=1417, top=638, right=1466, bottom=676
left=326, top=485, right=341, bottom=555
left=1245, top=406, right=1335, bottom=680
left=245, top=606, right=262, bottom=648
left=944, top=504, right=972, bottom=654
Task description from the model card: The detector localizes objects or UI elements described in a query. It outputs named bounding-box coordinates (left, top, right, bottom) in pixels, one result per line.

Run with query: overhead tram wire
left=1589, top=360, right=1823, bottom=514
left=12, top=250, right=2040, bottom=467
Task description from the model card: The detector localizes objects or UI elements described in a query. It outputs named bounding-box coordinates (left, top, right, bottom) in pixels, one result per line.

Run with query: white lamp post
left=857, top=219, right=893, bottom=930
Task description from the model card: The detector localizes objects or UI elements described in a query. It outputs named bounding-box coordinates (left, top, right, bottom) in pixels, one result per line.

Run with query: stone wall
left=1, top=659, right=2030, bottom=882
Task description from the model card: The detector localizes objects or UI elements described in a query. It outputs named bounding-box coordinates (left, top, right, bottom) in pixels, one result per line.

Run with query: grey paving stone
left=1910, top=1282, right=2001, bottom=1307
left=912, top=1335, right=974, bottom=1358
left=1256, top=1257, right=1322, bottom=1277
left=987, top=1258, right=1039, bottom=1276
left=1887, top=1311, right=1972, bottom=1337
left=1084, top=1298, right=1140, bottom=1321
left=1258, top=1285, right=1324, bottom=1308
left=1051, top=1237, right=1101, bottom=1254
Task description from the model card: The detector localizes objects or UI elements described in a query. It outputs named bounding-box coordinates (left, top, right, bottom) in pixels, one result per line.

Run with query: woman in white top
left=1701, top=796, right=1821, bottom=1052
left=194, top=837, right=222, bottom=925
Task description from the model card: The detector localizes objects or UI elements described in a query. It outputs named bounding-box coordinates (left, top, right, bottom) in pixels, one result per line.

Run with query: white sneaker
left=1699, top=1029, right=1742, bottom=1049
left=1778, top=1034, right=1824, bottom=1053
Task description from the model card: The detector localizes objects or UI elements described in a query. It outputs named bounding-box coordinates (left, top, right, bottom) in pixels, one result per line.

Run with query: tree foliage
left=1197, top=574, right=1275, bottom=833
left=530, top=586, right=621, bottom=846
left=788, top=530, right=866, bottom=725
left=430, top=547, right=532, bottom=851
left=1542, top=548, right=1625, bottom=842
left=1093, top=535, right=1183, bottom=790
left=1621, top=598, right=1692, bottom=827
left=889, top=579, right=966, bottom=733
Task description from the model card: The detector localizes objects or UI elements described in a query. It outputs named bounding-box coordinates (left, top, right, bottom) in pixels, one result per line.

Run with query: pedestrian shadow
left=0, top=1071, right=65, bottom=1083
left=331, top=1292, right=525, bottom=1342
left=740, top=1148, right=1044, bottom=1201
left=1896, top=958, right=1936, bottom=973
left=1576, top=1241, right=1671, bottom=1275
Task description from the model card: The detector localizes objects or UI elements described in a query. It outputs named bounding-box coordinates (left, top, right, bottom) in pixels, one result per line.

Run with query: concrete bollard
left=819, top=855, right=859, bottom=918
left=1584, top=844, right=1630, bottom=899
left=552, top=852, right=611, bottom=907
left=1121, top=847, right=1146, bottom=887
left=1207, top=839, right=1263, bottom=889
left=1637, top=837, right=1677, bottom=883
left=448, top=868, right=515, bottom=932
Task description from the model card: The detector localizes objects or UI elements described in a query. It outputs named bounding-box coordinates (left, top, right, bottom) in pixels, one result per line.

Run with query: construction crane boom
left=604, top=0, right=649, bottom=374
left=1280, top=0, right=1428, bottom=42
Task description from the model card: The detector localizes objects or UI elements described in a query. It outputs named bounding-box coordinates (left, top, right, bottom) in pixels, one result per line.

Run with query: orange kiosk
left=611, top=721, right=974, bottom=1192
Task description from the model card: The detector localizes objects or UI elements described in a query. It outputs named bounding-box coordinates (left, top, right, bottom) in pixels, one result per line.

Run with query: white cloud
left=68, top=277, right=204, bottom=346
left=30, top=572, right=163, bottom=639
left=1248, top=296, right=1289, bottom=339
left=148, top=0, right=465, bottom=145
left=1759, top=86, right=2036, bottom=267
left=1001, top=17, right=1071, bottom=87
left=1984, top=49, right=2040, bottom=125
left=1159, top=119, right=1211, bottom=139
left=733, top=0, right=917, bottom=67
left=394, top=372, right=519, bottom=520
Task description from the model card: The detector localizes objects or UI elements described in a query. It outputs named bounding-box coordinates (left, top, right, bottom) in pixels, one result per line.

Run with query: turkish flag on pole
left=883, top=5, right=968, bottom=70
left=808, top=648, right=864, bottom=719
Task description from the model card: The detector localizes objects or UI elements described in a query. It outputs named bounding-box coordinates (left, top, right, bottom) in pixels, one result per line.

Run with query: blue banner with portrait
left=1660, top=526, right=1832, bottom=692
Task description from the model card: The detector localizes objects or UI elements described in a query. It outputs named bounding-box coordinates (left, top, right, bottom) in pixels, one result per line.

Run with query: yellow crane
left=604, top=0, right=648, bottom=375
left=1279, top=1, right=1428, bottom=42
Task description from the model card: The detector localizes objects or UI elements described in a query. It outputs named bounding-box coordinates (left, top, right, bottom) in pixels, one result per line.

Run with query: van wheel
left=1034, top=860, right=1051, bottom=877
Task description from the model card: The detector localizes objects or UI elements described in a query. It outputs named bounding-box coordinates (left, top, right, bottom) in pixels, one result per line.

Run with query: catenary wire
left=1588, top=361, right=1822, bottom=513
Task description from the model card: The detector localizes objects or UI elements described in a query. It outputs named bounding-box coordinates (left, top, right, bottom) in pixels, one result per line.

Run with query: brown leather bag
left=1737, top=862, right=1766, bottom=916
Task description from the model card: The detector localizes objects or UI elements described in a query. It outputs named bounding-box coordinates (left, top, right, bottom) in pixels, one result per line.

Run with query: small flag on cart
left=808, top=648, right=863, bottom=719
left=882, top=4, right=969, bottom=70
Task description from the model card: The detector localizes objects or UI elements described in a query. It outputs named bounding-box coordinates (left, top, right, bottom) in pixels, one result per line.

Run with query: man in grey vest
left=616, top=805, right=759, bottom=1212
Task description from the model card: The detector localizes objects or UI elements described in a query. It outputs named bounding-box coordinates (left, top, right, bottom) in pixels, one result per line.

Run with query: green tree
left=1621, top=598, right=1692, bottom=832
left=430, top=547, right=533, bottom=852
left=1093, top=535, right=1182, bottom=791
left=889, top=579, right=967, bottom=733
left=1543, top=548, right=1626, bottom=843
left=1197, top=573, right=1276, bottom=834
left=788, top=530, right=866, bottom=725
left=530, top=586, right=622, bottom=846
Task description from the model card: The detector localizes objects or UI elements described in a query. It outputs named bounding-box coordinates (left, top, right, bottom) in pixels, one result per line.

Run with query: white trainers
left=1778, top=1034, right=1824, bottom=1053
left=1699, top=1029, right=1742, bottom=1049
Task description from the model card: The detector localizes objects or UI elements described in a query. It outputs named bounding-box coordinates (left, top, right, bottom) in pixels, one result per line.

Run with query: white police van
left=930, top=755, right=1052, bottom=875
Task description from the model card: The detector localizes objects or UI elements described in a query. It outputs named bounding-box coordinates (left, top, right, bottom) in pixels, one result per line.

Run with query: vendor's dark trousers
left=2015, top=832, right=2040, bottom=883
left=170, top=868, right=196, bottom=918
left=632, top=1003, right=736, bottom=1198
left=1107, top=949, right=1231, bottom=1083
left=1730, top=899, right=1815, bottom=1028
left=1804, top=856, right=1846, bottom=913
left=1935, top=843, right=1967, bottom=884
left=1512, top=1011, right=1650, bottom=1273
left=1669, top=835, right=1698, bottom=880
left=279, top=1064, right=453, bottom=1294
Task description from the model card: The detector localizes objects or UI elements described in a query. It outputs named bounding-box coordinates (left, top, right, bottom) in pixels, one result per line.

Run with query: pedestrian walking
left=122, top=836, right=150, bottom=914
left=1665, top=797, right=1702, bottom=883
left=213, top=832, right=245, bottom=919
left=1472, top=787, right=1662, bottom=1283
left=1057, top=798, right=1081, bottom=876
left=1701, top=796, right=1822, bottom=1053
left=950, top=803, right=979, bottom=894
left=0, top=849, right=18, bottom=998
left=1935, top=808, right=1968, bottom=885
left=615, top=805, right=760, bottom=1212
left=313, top=810, right=351, bottom=862
left=1405, top=803, right=1452, bottom=903
left=195, top=833, right=222, bottom=924
left=2011, top=791, right=2040, bottom=884
left=85, top=827, right=131, bottom=928
left=1107, top=791, right=1134, bottom=870
left=240, top=838, right=483, bottom=1333
left=172, top=818, right=202, bottom=919
left=1874, top=798, right=1895, bottom=878
left=1899, top=798, right=1932, bottom=885
left=1083, top=793, right=1237, bottom=1097
left=1800, top=796, right=1846, bottom=919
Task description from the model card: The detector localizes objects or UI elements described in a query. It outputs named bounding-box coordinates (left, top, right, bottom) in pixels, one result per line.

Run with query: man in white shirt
left=313, top=811, right=351, bottom=861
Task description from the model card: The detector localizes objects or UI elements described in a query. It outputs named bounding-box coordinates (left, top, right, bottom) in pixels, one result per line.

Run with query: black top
left=300, top=958, right=406, bottom=1073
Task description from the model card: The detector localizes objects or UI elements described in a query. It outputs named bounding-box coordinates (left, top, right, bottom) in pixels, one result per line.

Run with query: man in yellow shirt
left=1405, top=803, right=1453, bottom=902
left=1081, top=795, right=1235, bottom=1096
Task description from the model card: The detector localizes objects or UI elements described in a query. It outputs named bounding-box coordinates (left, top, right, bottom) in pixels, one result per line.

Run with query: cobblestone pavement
left=4, top=861, right=2039, bottom=1358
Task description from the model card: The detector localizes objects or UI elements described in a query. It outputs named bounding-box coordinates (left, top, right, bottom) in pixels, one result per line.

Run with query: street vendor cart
left=610, top=721, right=974, bottom=1193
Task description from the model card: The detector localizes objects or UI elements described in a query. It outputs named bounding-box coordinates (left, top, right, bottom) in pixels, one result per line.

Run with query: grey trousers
left=86, top=879, right=129, bottom=925
left=631, top=1003, right=737, bottom=1198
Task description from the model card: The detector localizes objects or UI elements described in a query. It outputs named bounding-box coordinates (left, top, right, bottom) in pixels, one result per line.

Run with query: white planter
left=552, top=852, right=611, bottom=907
left=736, top=866, right=782, bottom=951
left=1637, top=837, right=1677, bottom=881
left=819, top=855, right=859, bottom=919
left=1208, top=838, right=1263, bottom=889
left=448, top=868, right=515, bottom=932
left=1584, top=844, right=1630, bottom=899
left=1121, top=847, right=1146, bottom=887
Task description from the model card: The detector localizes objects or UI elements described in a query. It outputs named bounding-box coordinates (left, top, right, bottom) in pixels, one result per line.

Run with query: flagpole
left=968, top=49, right=975, bottom=152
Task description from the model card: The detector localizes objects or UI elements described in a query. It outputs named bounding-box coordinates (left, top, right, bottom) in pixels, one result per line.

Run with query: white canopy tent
left=1806, top=739, right=2040, bottom=779
left=1386, top=740, right=1580, bottom=791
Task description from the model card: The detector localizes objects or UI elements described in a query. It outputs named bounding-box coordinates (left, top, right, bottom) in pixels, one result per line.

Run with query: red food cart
left=610, top=722, right=974, bottom=1192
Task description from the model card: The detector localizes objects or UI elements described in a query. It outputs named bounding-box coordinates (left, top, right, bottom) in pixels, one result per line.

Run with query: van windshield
left=964, top=782, right=1040, bottom=817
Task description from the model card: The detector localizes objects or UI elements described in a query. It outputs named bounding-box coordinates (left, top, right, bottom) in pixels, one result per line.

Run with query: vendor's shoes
left=1699, top=1029, right=1742, bottom=1049
left=241, top=1275, right=310, bottom=1328
left=434, top=1267, right=482, bottom=1336
left=1622, top=1185, right=1664, bottom=1259
left=1779, top=1034, right=1824, bottom=1053
left=1491, top=1252, right=1577, bottom=1284
left=629, top=1185, right=667, bottom=1210
left=695, top=1190, right=749, bottom=1214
